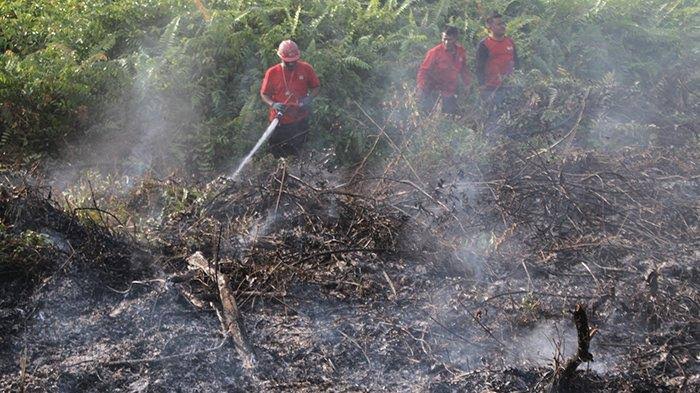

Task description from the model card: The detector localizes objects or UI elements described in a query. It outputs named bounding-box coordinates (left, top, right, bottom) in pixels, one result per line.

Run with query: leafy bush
left=1, top=0, right=696, bottom=171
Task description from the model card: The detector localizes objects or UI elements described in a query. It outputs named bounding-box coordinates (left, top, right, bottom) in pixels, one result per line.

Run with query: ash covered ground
left=1, top=146, right=698, bottom=392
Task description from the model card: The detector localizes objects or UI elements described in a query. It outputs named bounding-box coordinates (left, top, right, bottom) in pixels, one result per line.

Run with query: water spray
left=229, top=109, right=285, bottom=180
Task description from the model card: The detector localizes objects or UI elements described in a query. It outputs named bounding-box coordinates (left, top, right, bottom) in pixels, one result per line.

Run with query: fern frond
left=159, top=16, right=181, bottom=50
left=306, top=38, right=316, bottom=53
left=309, top=5, right=331, bottom=30
left=0, top=127, right=12, bottom=147
left=433, top=0, right=450, bottom=25
left=547, top=87, right=558, bottom=108
left=366, top=0, right=381, bottom=15
left=290, top=5, right=301, bottom=37
left=342, top=56, right=372, bottom=70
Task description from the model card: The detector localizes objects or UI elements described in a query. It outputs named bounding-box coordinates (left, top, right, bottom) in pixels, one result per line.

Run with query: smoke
left=48, top=25, right=200, bottom=194
left=18, top=259, right=252, bottom=390
left=236, top=212, right=277, bottom=250
left=587, top=115, right=658, bottom=149
left=126, top=55, right=176, bottom=178
left=507, top=321, right=576, bottom=367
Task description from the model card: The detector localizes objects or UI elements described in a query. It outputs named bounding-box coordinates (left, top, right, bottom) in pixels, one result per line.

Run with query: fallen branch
left=104, top=338, right=227, bottom=367
left=187, top=251, right=256, bottom=369
left=480, top=290, right=594, bottom=306
left=65, top=338, right=228, bottom=369
left=338, top=329, right=372, bottom=367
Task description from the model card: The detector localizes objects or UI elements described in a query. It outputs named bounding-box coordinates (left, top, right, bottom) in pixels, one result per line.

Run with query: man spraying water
left=260, top=40, right=320, bottom=157
left=230, top=40, right=320, bottom=180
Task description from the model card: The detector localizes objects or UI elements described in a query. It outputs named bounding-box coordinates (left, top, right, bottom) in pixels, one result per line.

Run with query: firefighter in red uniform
left=260, top=40, right=320, bottom=157
left=476, top=12, right=519, bottom=101
left=417, top=26, right=471, bottom=114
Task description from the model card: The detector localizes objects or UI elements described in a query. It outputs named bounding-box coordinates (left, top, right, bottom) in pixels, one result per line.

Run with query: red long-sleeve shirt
left=417, top=43, right=471, bottom=96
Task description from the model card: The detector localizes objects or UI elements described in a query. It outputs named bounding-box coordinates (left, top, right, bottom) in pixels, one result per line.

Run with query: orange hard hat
left=277, top=40, right=300, bottom=62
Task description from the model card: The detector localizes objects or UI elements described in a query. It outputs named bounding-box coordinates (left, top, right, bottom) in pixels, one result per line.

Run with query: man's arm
left=306, top=66, right=321, bottom=98
left=299, top=66, right=321, bottom=107
left=475, top=39, right=489, bottom=86
left=260, top=92, right=275, bottom=107
left=416, top=50, right=434, bottom=92
left=260, top=67, right=276, bottom=107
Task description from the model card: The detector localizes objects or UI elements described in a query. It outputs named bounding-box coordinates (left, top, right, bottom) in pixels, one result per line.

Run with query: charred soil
left=1, top=146, right=698, bottom=392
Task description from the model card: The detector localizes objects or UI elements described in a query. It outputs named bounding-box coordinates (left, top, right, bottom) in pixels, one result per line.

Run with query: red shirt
left=261, top=61, right=320, bottom=124
left=476, top=36, right=517, bottom=89
left=417, top=43, right=471, bottom=96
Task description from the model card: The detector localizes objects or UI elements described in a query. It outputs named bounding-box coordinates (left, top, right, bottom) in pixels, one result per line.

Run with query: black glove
left=272, top=102, right=286, bottom=112
left=299, top=95, right=314, bottom=108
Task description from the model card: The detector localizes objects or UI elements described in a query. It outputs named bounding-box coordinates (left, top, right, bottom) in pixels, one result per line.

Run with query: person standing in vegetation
left=476, top=12, right=519, bottom=101
left=260, top=40, right=320, bottom=157
left=416, top=26, right=471, bottom=115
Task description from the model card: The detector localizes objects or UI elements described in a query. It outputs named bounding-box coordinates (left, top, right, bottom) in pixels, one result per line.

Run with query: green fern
left=289, top=5, right=301, bottom=36
left=395, top=0, right=414, bottom=17
left=159, top=16, right=181, bottom=50
left=2, top=0, right=697, bottom=170
left=342, top=55, right=372, bottom=70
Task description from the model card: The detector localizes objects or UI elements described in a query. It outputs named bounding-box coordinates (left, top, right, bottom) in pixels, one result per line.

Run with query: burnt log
left=551, top=303, right=596, bottom=392
left=187, top=251, right=255, bottom=369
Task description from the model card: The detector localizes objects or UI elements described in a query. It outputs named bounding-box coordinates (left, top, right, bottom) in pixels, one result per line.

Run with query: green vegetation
left=0, top=4, right=698, bottom=389
left=0, top=220, right=53, bottom=282
left=1, top=0, right=697, bottom=171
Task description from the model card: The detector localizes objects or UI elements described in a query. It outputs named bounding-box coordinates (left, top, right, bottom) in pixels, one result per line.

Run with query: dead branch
left=526, top=87, right=591, bottom=160
left=65, top=338, right=228, bottom=369
left=187, top=251, right=256, bottom=369
left=550, top=304, right=596, bottom=392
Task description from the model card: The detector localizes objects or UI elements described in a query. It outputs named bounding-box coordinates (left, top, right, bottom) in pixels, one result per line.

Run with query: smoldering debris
left=1, top=145, right=698, bottom=391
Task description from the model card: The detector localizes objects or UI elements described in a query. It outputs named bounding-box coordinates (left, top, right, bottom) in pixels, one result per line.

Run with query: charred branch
left=551, top=304, right=597, bottom=392
left=186, top=252, right=255, bottom=369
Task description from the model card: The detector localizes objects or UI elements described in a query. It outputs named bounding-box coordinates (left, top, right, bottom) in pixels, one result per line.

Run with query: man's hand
left=272, top=102, right=286, bottom=112
left=299, top=95, right=314, bottom=108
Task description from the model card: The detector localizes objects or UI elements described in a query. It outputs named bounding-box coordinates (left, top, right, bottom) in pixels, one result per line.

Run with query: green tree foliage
left=1, top=0, right=189, bottom=155
left=1, top=0, right=697, bottom=171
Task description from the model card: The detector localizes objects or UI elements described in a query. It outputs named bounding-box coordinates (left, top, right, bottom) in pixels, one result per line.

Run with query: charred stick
left=274, top=162, right=287, bottom=214
left=337, top=329, right=372, bottom=367
left=427, top=314, right=486, bottom=349
left=105, top=338, right=227, bottom=368
left=526, top=87, right=590, bottom=160
left=186, top=252, right=255, bottom=369
left=86, top=179, right=108, bottom=229
left=349, top=131, right=383, bottom=184
left=72, top=206, right=120, bottom=227
left=551, top=304, right=596, bottom=392
left=381, top=269, right=397, bottom=298
left=459, top=300, right=505, bottom=348
left=354, top=100, right=428, bottom=190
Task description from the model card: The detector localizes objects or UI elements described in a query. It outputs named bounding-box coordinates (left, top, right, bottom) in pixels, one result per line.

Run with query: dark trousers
left=480, top=87, right=506, bottom=107
left=268, top=117, right=309, bottom=157
left=419, top=91, right=458, bottom=115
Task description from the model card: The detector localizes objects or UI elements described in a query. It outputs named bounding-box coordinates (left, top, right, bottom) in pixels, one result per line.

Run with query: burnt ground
left=1, top=146, right=698, bottom=392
